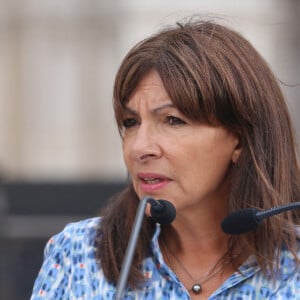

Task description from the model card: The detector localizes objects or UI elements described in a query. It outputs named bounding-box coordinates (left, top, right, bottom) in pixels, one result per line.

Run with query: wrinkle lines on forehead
left=124, top=103, right=176, bottom=116
left=126, top=70, right=175, bottom=114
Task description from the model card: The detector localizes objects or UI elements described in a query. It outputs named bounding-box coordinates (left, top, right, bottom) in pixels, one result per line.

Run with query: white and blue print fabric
left=30, top=218, right=300, bottom=299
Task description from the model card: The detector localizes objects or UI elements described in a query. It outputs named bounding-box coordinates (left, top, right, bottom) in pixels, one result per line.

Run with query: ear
left=231, top=137, right=242, bottom=164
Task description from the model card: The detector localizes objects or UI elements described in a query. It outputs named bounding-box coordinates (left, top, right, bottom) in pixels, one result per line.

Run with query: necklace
left=161, top=239, right=229, bottom=294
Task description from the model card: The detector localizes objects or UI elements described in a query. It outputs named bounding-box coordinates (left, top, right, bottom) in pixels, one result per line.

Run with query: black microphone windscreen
left=150, top=199, right=176, bottom=225
left=221, top=208, right=260, bottom=235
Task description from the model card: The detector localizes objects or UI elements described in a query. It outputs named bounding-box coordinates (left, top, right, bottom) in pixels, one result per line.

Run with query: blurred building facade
left=0, top=0, right=299, bottom=182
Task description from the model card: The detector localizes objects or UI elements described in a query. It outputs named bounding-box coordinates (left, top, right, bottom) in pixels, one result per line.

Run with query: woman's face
left=121, top=70, right=241, bottom=214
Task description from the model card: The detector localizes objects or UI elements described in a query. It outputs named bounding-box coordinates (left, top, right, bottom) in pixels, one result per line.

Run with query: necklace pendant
left=191, top=283, right=202, bottom=294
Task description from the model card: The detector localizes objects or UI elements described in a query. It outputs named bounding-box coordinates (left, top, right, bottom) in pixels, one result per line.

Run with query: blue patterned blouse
left=30, top=217, right=300, bottom=299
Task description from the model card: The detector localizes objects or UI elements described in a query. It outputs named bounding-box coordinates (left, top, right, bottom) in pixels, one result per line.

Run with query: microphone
left=221, top=202, right=300, bottom=235
left=148, top=198, right=176, bottom=225
left=115, top=197, right=176, bottom=300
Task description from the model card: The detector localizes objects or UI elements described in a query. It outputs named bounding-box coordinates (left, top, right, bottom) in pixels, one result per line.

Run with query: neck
left=164, top=203, right=229, bottom=253
left=159, top=219, right=236, bottom=298
left=158, top=201, right=245, bottom=298
left=161, top=224, right=229, bottom=262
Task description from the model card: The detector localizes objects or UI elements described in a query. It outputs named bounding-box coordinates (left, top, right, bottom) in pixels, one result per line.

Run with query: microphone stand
left=256, top=202, right=300, bottom=221
left=114, top=196, right=151, bottom=300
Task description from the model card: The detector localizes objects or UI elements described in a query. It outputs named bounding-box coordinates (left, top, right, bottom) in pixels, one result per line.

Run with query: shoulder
left=278, top=225, right=300, bottom=274
left=60, top=217, right=101, bottom=238
left=62, top=216, right=101, bottom=232
left=220, top=235, right=300, bottom=299
left=273, top=226, right=300, bottom=298
left=44, top=217, right=101, bottom=256
left=31, top=217, right=105, bottom=298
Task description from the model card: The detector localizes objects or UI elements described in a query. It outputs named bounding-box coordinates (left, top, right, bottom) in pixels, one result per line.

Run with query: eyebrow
left=124, top=103, right=176, bottom=115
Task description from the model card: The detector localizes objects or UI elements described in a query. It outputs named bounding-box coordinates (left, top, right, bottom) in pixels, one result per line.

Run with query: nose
left=129, top=123, right=162, bottom=163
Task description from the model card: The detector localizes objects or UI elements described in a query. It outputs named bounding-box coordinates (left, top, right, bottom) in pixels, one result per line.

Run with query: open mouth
left=138, top=173, right=171, bottom=192
left=142, top=177, right=164, bottom=184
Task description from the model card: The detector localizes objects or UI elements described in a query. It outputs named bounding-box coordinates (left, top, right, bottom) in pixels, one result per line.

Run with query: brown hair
left=98, top=19, right=300, bottom=288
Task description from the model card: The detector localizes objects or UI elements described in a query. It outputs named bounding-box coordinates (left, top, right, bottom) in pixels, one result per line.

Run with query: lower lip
left=140, top=180, right=170, bottom=192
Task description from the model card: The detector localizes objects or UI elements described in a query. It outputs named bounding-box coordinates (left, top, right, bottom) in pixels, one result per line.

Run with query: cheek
left=185, top=142, right=234, bottom=184
left=122, top=143, right=132, bottom=169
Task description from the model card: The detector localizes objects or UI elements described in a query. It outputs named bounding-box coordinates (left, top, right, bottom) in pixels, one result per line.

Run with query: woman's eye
left=122, top=118, right=138, bottom=128
left=166, top=116, right=186, bottom=126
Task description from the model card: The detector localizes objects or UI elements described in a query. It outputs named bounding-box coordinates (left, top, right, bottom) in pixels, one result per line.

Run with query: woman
left=31, top=19, right=300, bottom=299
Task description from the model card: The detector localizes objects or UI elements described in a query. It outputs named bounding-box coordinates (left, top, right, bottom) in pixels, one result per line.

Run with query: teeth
left=143, top=178, right=161, bottom=184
